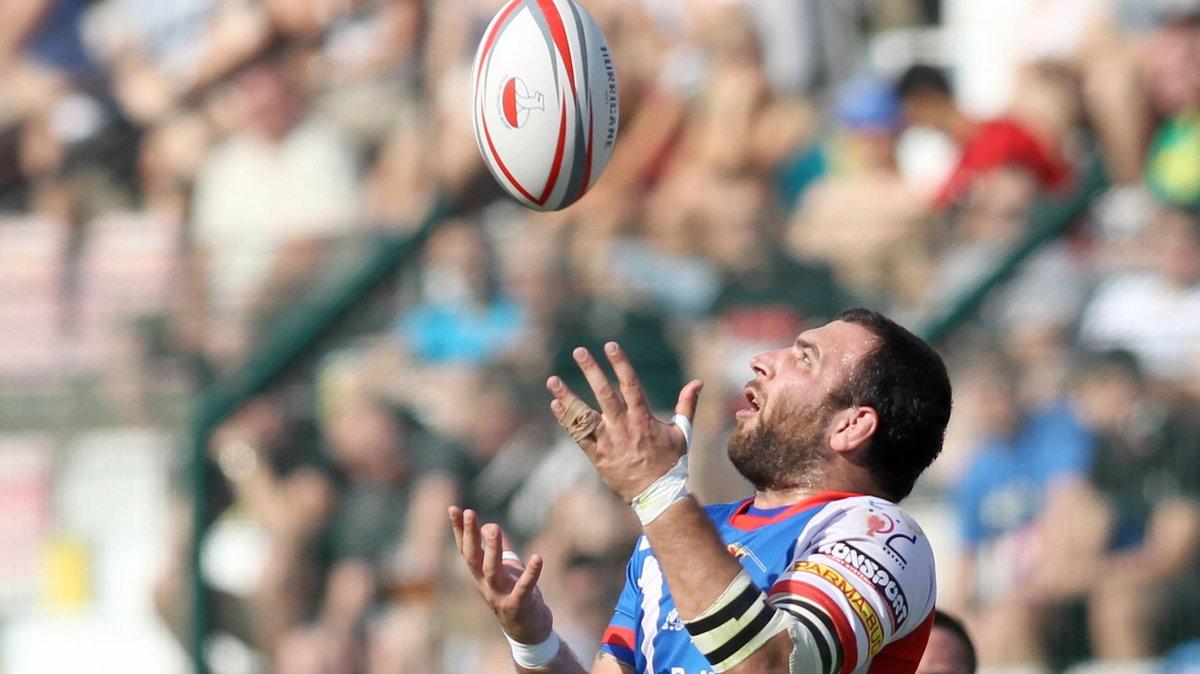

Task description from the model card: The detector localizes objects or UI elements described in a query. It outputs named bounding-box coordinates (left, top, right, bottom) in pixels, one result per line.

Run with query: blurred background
left=0, top=0, right=1198, bottom=672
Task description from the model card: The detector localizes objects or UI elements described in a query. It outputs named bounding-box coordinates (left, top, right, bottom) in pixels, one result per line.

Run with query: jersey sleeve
left=767, top=497, right=937, bottom=673
left=599, top=538, right=643, bottom=668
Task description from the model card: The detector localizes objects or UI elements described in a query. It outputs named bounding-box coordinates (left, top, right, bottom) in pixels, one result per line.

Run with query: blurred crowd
left=1, top=0, right=1200, bottom=672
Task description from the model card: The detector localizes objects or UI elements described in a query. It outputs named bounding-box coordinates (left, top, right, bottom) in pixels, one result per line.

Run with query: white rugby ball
left=471, top=0, right=619, bottom=211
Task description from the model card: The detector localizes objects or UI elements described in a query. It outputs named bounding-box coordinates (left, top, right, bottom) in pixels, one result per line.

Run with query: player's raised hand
left=449, top=507, right=553, bottom=645
left=547, top=341, right=702, bottom=503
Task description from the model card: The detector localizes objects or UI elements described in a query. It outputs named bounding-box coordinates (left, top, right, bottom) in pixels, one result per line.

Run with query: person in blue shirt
left=953, top=352, right=1092, bottom=667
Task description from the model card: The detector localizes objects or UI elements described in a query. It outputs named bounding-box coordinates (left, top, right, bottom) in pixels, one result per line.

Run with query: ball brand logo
left=499, top=76, right=544, bottom=128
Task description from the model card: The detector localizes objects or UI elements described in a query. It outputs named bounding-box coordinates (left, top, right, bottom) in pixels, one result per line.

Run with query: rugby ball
left=471, top=0, right=619, bottom=211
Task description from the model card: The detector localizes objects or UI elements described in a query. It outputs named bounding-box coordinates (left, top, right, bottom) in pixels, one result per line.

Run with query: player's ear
left=828, top=406, right=878, bottom=454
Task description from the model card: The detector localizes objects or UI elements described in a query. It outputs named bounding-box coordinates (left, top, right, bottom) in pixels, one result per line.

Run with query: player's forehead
left=795, top=320, right=878, bottom=360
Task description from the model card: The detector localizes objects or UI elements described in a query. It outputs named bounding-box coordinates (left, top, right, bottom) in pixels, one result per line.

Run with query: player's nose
left=749, top=352, right=775, bottom=379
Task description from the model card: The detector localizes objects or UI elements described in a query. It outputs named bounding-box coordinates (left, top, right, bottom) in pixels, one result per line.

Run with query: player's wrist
left=504, top=629, right=561, bottom=669
left=630, top=453, right=690, bottom=525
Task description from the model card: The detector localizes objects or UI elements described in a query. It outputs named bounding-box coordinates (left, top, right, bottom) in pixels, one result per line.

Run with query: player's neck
left=753, top=469, right=889, bottom=508
left=753, top=486, right=822, bottom=510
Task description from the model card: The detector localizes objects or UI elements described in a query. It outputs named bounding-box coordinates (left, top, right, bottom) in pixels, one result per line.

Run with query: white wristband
left=505, top=630, right=560, bottom=669
left=630, top=454, right=690, bottom=526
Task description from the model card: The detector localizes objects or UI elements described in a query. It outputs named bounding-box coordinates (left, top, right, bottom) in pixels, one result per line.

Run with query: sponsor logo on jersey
left=882, top=531, right=917, bottom=569
left=661, top=608, right=684, bottom=632
left=727, top=543, right=767, bottom=571
left=791, top=560, right=885, bottom=656
left=866, top=511, right=895, bottom=537
left=817, top=541, right=909, bottom=628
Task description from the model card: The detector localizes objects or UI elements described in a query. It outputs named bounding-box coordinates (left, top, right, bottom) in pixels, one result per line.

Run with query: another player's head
left=729, top=308, right=951, bottom=501
left=895, top=64, right=955, bottom=132
left=917, top=610, right=977, bottom=674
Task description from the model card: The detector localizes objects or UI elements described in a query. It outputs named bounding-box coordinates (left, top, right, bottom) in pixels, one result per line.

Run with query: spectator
left=1055, top=350, right=1200, bottom=661
left=1079, top=206, right=1200, bottom=388
left=917, top=609, right=978, bottom=674
left=393, top=218, right=524, bottom=367
left=91, top=0, right=272, bottom=124
left=952, top=350, right=1092, bottom=666
left=787, top=73, right=934, bottom=311
left=896, top=64, right=1071, bottom=210
left=274, top=393, right=463, bottom=674
left=457, top=364, right=557, bottom=547
left=189, top=54, right=361, bottom=367
left=152, top=395, right=335, bottom=660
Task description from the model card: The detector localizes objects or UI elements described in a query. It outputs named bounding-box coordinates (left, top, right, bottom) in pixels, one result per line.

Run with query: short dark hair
left=896, top=64, right=952, bottom=100
left=829, top=308, right=952, bottom=500
left=933, top=609, right=977, bottom=673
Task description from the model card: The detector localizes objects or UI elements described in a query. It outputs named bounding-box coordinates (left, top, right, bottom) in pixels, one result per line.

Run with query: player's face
left=728, top=320, right=878, bottom=489
left=915, top=627, right=973, bottom=674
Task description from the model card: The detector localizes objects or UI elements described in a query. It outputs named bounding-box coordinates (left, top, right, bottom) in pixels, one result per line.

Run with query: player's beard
left=728, top=398, right=834, bottom=492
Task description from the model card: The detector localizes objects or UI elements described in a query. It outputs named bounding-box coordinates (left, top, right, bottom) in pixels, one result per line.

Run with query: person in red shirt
left=896, top=65, right=1071, bottom=209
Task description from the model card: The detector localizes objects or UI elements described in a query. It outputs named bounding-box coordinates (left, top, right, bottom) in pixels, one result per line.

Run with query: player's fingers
left=545, top=376, right=581, bottom=423
left=675, top=379, right=704, bottom=422
left=449, top=506, right=466, bottom=554
left=604, top=342, right=651, bottom=419
left=481, top=523, right=507, bottom=589
left=547, top=377, right=601, bottom=448
left=498, top=529, right=522, bottom=568
left=571, top=347, right=626, bottom=416
left=460, top=509, right=485, bottom=580
left=511, top=553, right=544, bottom=599
left=672, top=380, right=703, bottom=451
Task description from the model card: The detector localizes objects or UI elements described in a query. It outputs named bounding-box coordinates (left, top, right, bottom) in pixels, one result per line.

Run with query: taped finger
left=560, top=398, right=601, bottom=443
left=672, top=413, right=693, bottom=451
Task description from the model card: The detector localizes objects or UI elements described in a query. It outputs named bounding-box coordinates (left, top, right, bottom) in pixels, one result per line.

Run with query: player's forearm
left=642, top=497, right=794, bottom=672
left=642, top=496, right=744, bottom=617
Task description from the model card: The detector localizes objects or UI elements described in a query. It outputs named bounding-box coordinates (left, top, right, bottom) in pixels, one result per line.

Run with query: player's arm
left=547, top=343, right=840, bottom=673
left=642, top=499, right=810, bottom=673
left=451, top=506, right=628, bottom=674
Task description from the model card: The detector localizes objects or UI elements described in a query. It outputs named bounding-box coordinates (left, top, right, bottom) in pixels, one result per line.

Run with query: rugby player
left=451, top=308, right=952, bottom=673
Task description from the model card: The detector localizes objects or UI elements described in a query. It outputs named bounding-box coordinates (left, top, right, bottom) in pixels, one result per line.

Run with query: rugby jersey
left=600, top=492, right=936, bottom=674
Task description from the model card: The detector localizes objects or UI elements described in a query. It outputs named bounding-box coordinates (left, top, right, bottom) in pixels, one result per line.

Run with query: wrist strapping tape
left=630, top=414, right=693, bottom=526
left=504, top=630, right=560, bottom=669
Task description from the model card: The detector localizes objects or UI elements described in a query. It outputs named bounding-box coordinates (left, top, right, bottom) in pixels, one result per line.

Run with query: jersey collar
left=728, top=491, right=864, bottom=531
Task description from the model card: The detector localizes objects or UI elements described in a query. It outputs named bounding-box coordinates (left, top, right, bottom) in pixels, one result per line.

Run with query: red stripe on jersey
left=867, top=610, right=934, bottom=674
left=729, top=492, right=865, bottom=531
left=537, top=95, right=568, bottom=203
left=772, top=579, right=859, bottom=674
left=535, top=0, right=576, bottom=96
left=601, top=625, right=636, bottom=651
left=475, top=0, right=521, bottom=87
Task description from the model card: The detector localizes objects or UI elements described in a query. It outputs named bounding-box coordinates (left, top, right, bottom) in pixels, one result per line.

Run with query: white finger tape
left=672, top=414, right=693, bottom=451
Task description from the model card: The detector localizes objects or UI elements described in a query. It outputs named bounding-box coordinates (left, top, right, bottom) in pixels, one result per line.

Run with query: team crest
left=498, top=76, right=545, bottom=128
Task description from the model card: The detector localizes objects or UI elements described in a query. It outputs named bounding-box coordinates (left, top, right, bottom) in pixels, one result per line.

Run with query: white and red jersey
left=600, top=492, right=936, bottom=674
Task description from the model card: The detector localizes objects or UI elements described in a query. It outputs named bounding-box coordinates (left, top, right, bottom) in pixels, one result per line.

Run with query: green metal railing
left=187, top=198, right=451, bottom=673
